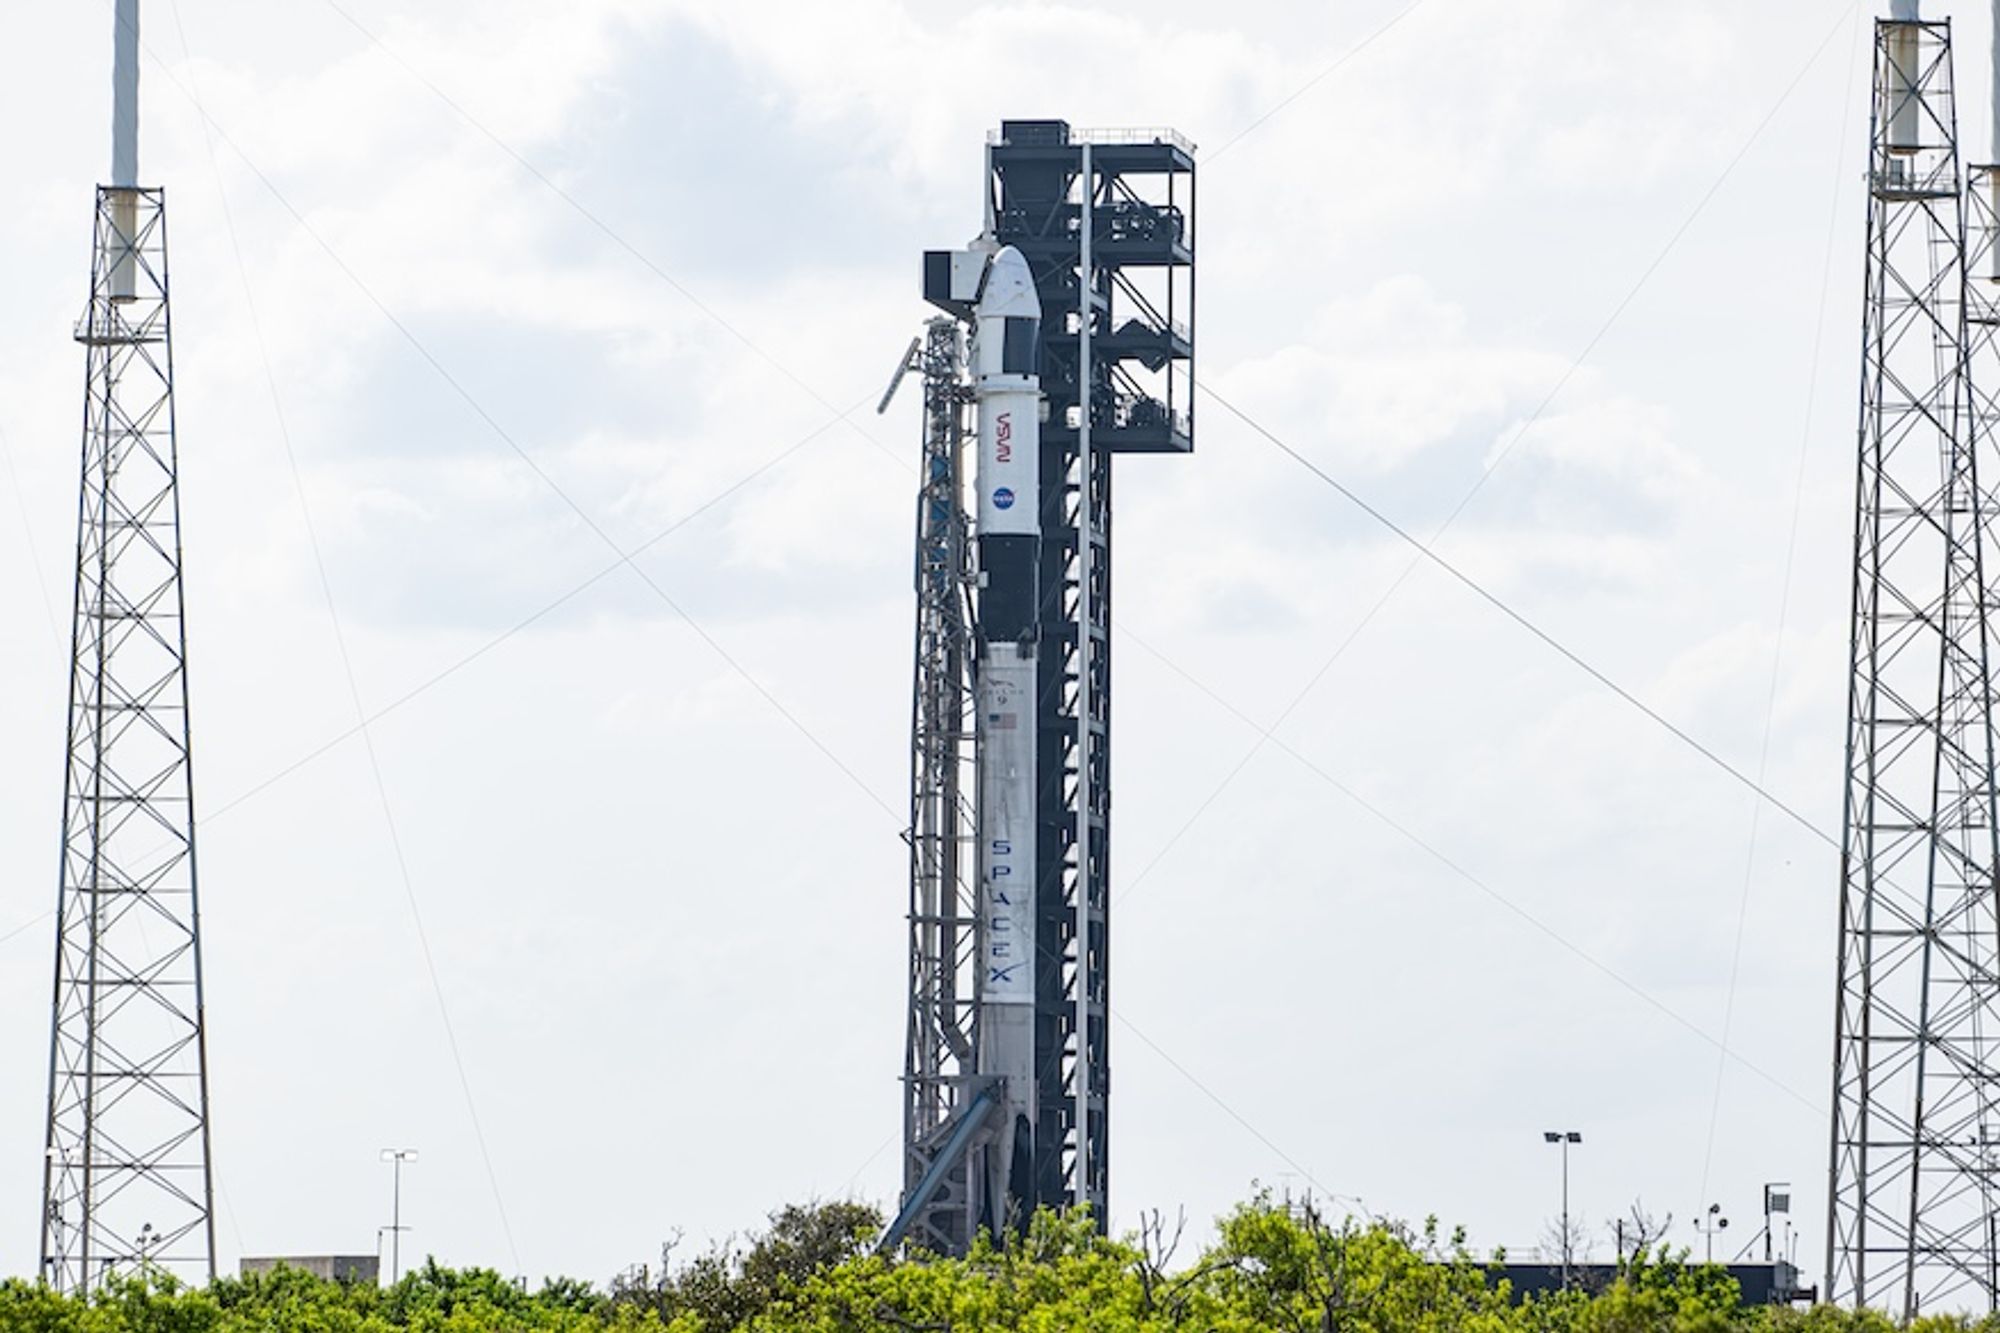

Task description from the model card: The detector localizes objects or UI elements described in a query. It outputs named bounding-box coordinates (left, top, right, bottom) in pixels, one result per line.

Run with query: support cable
left=312, top=0, right=909, bottom=477
left=127, top=28, right=901, bottom=826
left=1119, top=0, right=1858, bottom=905
left=1114, top=1012, right=1364, bottom=1212
left=166, top=0, right=520, bottom=1269
left=1115, top=624, right=1819, bottom=1113
left=1, top=911, right=52, bottom=949
left=196, top=405, right=858, bottom=831
left=1203, top=380, right=1838, bottom=851
left=1200, top=0, right=1429, bottom=164
left=1697, top=2, right=1863, bottom=1211
left=0, top=420, right=62, bottom=646
left=0, top=427, right=64, bottom=946
left=849, top=992, right=1372, bottom=1223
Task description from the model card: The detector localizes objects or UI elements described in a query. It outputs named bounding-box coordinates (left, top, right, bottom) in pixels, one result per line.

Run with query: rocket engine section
left=972, top=246, right=1042, bottom=1225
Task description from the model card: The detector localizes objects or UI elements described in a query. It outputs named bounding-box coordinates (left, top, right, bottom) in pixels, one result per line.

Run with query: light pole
left=1695, top=1202, right=1728, bottom=1264
left=380, top=1148, right=418, bottom=1284
left=1543, top=1130, right=1583, bottom=1286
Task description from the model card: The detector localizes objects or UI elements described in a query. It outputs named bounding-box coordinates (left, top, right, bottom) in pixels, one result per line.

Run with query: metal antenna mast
left=41, top=0, right=216, bottom=1291
left=1828, top=6, right=2000, bottom=1315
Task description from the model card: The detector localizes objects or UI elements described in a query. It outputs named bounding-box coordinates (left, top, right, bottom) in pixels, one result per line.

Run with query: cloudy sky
left=0, top=0, right=1952, bottom=1289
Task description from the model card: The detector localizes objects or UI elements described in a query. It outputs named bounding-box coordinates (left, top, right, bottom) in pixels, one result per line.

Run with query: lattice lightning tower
left=1828, top=8, right=2000, bottom=1315
left=41, top=0, right=216, bottom=1291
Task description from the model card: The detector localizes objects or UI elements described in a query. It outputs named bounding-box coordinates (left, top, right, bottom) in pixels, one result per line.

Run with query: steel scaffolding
left=41, top=184, right=216, bottom=1293
left=988, top=119, right=1194, bottom=1226
left=899, top=318, right=986, bottom=1255
left=1829, top=15, right=2000, bottom=1316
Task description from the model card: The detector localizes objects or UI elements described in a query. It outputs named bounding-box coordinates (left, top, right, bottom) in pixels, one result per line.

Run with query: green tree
left=0, top=1194, right=1985, bottom=1333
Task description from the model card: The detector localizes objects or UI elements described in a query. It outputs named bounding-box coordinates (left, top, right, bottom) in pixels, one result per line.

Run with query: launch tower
left=889, top=121, right=1194, bottom=1252
left=41, top=0, right=216, bottom=1291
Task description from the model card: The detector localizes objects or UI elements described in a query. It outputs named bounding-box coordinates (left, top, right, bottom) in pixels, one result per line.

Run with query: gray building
left=239, top=1254, right=380, bottom=1284
left=1490, top=1260, right=1811, bottom=1306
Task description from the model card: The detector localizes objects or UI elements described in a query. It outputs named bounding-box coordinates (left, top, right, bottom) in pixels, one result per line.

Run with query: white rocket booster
left=973, top=246, right=1041, bottom=1219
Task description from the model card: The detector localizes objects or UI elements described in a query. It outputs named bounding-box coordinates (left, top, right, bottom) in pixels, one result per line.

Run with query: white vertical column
left=112, top=0, right=139, bottom=187
left=1992, top=0, right=2000, bottom=162
left=1073, top=141, right=1093, bottom=1211
left=109, top=0, right=141, bottom=300
left=984, top=143, right=997, bottom=240
left=1888, top=7, right=1923, bottom=155
left=1990, top=0, right=2000, bottom=280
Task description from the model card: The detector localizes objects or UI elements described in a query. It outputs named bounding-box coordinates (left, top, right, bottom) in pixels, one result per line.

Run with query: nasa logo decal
left=993, top=487, right=1016, bottom=510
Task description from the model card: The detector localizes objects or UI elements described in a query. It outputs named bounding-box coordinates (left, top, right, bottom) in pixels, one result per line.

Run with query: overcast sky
left=0, top=0, right=1957, bottom=1289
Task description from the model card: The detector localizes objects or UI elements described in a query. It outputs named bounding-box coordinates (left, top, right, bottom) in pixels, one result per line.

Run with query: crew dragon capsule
left=971, top=245, right=1042, bottom=1219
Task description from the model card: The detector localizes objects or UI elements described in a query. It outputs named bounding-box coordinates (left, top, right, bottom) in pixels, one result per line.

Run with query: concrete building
left=239, top=1254, right=380, bottom=1284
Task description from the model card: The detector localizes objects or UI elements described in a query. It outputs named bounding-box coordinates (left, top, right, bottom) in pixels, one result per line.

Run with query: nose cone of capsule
left=977, top=246, right=1041, bottom=321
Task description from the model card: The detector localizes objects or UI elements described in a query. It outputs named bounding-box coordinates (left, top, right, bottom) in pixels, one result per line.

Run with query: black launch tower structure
left=991, top=120, right=1194, bottom=1220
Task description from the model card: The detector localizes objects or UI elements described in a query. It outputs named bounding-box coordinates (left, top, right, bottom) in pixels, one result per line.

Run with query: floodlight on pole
left=1542, top=1131, right=1583, bottom=1286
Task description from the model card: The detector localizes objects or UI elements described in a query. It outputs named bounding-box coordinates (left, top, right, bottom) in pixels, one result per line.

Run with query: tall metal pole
left=1544, top=1130, right=1581, bottom=1286
left=1562, top=1141, right=1571, bottom=1284
left=380, top=1148, right=416, bottom=1284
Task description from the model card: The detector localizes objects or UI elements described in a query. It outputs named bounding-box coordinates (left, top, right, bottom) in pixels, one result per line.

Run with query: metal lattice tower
left=1828, top=13, right=2000, bottom=1316
left=42, top=0, right=215, bottom=1291
left=899, top=318, right=984, bottom=1255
